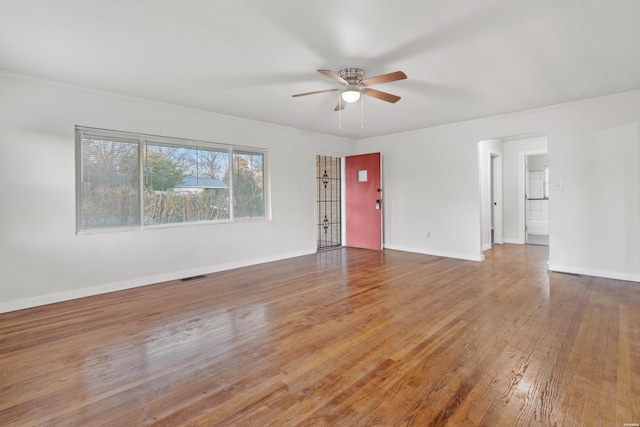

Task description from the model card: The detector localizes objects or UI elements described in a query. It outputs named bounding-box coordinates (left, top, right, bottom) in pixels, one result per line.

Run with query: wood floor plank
left=1, top=244, right=639, bottom=426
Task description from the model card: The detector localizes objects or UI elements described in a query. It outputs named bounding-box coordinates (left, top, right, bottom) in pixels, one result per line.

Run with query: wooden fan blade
left=292, top=88, right=339, bottom=97
left=318, top=69, right=348, bottom=85
left=362, top=71, right=407, bottom=86
left=363, top=88, right=401, bottom=103
left=334, top=98, right=345, bottom=111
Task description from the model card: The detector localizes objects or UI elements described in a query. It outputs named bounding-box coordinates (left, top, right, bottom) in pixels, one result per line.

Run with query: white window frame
left=76, top=126, right=270, bottom=234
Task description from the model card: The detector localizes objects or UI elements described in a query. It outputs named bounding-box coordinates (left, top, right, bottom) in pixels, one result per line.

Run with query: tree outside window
left=76, top=128, right=267, bottom=232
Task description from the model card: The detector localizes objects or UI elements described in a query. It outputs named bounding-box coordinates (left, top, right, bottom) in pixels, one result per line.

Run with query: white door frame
left=490, top=151, right=503, bottom=245
left=518, top=149, right=548, bottom=244
left=479, top=142, right=503, bottom=252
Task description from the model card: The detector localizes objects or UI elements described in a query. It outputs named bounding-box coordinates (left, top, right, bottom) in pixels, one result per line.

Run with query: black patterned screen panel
left=316, top=155, right=342, bottom=250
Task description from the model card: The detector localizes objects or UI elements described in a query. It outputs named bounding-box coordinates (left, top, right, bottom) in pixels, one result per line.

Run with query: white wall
left=357, top=91, right=640, bottom=282
left=359, top=125, right=487, bottom=261
left=528, top=153, right=548, bottom=171
left=551, top=121, right=640, bottom=279
left=0, top=73, right=355, bottom=313
left=2, top=73, right=640, bottom=313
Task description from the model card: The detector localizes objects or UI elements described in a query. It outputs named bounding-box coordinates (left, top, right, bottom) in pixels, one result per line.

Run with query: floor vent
left=180, top=275, right=207, bottom=282
left=555, top=271, right=582, bottom=277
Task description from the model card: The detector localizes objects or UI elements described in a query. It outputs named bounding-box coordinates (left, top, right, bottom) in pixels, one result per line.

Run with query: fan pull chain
left=338, top=94, right=342, bottom=129
left=361, top=94, right=364, bottom=128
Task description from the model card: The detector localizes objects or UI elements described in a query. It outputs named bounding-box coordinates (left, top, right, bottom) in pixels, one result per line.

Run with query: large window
left=76, top=127, right=268, bottom=232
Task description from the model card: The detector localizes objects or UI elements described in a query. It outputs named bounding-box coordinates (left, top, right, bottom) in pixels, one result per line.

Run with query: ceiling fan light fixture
left=341, top=86, right=361, bottom=103
left=292, top=68, right=406, bottom=112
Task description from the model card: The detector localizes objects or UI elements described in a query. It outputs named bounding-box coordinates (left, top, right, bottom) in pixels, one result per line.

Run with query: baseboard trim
left=0, top=249, right=315, bottom=314
left=384, top=244, right=484, bottom=262
left=548, top=264, right=640, bottom=283
left=503, top=238, right=525, bottom=244
left=16, top=250, right=635, bottom=314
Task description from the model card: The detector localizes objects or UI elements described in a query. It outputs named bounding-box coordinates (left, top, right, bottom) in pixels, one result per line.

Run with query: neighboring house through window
left=76, top=126, right=268, bottom=232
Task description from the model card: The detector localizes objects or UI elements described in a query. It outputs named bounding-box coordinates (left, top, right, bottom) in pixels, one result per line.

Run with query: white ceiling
left=2, top=0, right=640, bottom=139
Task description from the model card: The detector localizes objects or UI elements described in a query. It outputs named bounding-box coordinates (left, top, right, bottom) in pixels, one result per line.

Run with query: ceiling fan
left=292, top=68, right=407, bottom=111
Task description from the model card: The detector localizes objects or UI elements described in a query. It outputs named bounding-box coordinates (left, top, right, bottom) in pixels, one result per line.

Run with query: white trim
left=0, top=70, right=357, bottom=142
left=341, top=157, right=347, bottom=246
left=4, top=68, right=640, bottom=144
left=0, top=249, right=314, bottom=314
left=477, top=140, right=504, bottom=254
left=490, top=151, right=503, bottom=245
left=384, top=244, right=484, bottom=262
left=503, top=238, right=525, bottom=244
left=358, top=88, right=640, bottom=143
left=519, top=147, right=548, bottom=244
left=549, top=264, right=640, bottom=283
left=76, top=126, right=271, bottom=233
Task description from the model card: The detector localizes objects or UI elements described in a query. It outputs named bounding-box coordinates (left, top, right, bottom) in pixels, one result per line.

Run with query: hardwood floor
left=1, top=244, right=639, bottom=426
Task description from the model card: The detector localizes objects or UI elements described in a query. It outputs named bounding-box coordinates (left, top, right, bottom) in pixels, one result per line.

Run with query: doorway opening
left=479, top=134, right=549, bottom=257
left=316, top=155, right=342, bottom=251
left=524, top=152, right=549, bottom=246
left=490, top=153, right=503, bottom=246
left=478, top=139, right=503, bottom=253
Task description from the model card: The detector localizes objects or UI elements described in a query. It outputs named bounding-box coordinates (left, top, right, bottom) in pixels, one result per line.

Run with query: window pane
left=80, top=136, right=140, bottom=229
left=77, top=127, right=267, bottom=231
left=232, top=152, right=265, bottom=218
left=144, top=143, right=229, bottom=225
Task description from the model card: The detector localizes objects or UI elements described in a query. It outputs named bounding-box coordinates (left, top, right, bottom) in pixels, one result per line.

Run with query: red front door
left=345, top=152, right=382, bottom=250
